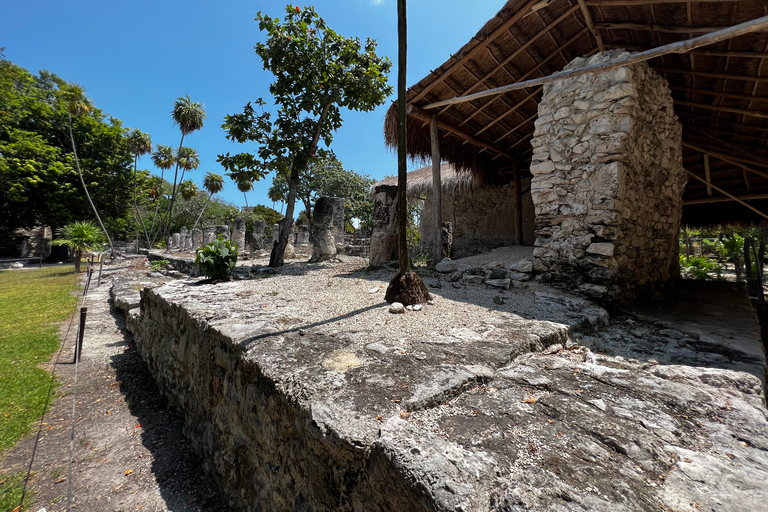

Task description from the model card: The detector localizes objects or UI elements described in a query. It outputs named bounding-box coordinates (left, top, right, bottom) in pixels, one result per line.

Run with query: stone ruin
left=369, top=51, right=686, bottom=305
left=309, top=197, right=338, bottom=262
left=273, top=218, right=295, bottom=259
left=231, top=216, right=246, bottom=255
left=251, top=219, right=267, bottom=253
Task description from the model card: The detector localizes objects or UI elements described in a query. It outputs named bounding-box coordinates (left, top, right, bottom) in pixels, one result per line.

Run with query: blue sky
left=3, top=1, right=503, bottom=213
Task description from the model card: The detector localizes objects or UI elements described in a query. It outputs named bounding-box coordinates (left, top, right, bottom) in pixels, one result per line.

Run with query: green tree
left=192, top=172, right=225, bottom=231
left=179, top=179, right=198, bottom=201
left=58, top=82, right=116, bottom=258
left=49, top=220, right=104, bottom=272
left=149, top=144, right=175, bottom=241
left=219, top=5, right=392, bottom=267
left=164, top=96, right=205, bottom=242
left=126, top=129, right=153, bottom=246
left=236, top=177, right=253, bottom=208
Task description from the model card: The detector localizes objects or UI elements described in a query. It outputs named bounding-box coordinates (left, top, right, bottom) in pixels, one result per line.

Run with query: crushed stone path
left=0, top=260, right=231, bottom=512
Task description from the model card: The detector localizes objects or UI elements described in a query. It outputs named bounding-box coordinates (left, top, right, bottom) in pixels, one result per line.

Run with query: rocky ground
left=3, top=250, right=768, bottom=511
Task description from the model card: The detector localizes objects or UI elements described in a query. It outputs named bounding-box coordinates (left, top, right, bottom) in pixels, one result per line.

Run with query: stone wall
left=530, top=50, right=685, bottom=303
left=419, top=182, right=535, bottom=260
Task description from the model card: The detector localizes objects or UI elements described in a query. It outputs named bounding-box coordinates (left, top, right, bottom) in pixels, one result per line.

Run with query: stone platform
left=113, top=261, right=768, bottom=512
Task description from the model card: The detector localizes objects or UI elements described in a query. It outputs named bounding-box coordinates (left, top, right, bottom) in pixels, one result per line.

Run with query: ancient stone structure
left=273, top=218, right=295, bottom=259
left=330, top=197, right=345, bottom=254
left=420, top=182, right=535, bottom=260
left=214, top=225, right=230, bottom=242
left=232, top=216, right=246, bottom=253
left=172, top=232, right=181, bottom=250
left=167, top=236, right=174, bottom=251
left=192, top=229, right=203, bottom=250
left=251, top=220, right=266, bottom=252
left=369, top=185, right=398, bottom=266
left=180, top=226, right=188, bottom=242
left=203, top=226, right=216, bottom=245
left=184, top=236, right=193, bottom=252
left=9, top=225, right=53, bottom=258
left=530, top=50, right=685, bottom=303
left=295, top=224, right=310, bottom=248
left=309, top=197, right=337, bottom=262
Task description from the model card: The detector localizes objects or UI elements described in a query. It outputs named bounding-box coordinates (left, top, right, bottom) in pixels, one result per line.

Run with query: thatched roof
left=373, top=164, right=477, bottom=201
left=384, top=0, right=768, bottom=225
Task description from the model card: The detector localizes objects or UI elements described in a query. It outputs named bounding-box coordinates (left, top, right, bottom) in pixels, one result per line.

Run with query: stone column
left=167, top=236, right=174, bottom=251
left=172, top=233, right=181, bottom=250
left=215, top=225, right=230, bottom=241
left=296, top=224, right=310, bottom=247
left=251, top=220, right=266, bottom=252
left=330, top=197, right=345, bottom=255
left=369, top=184, right=399, bottom=266
left=203, top=226, right=216, bottom=244
left=192, top=229, right=203, bottom=249
left=309, top=197, right=337, bottom=262
left=529, top=50, right=685, bottom=303
left=232, top=216, right=246, bottom=253
left=184, top=236, right=192, bottom=252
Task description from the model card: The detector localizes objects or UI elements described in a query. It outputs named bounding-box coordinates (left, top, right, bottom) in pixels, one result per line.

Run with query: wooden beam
left=703, top=154, right=712, bottom=196
left=475, top=87, right=542, bottom=136
left=670, top=86, right=768, bottom=104
left=409, top=0, right=545, bottom=105
left=689, top=129, right=768, bottom=162
left=684, top=192, right=768, bottom=206
left=675, top=100, right=768, bottom=120
left=497, top=114, right=537, bottom=145
left=430, top=116, right=443, bottom=263
left=679, top=112, right=768, bottom=135
left=685, top=169, right=768, bottom=221
left=588, top=0, right=744, bottom=4
left=744, top=169, right=752, bottom=192
left=595, top=23, right=719, bottom=35
left=656, top=67, right=768, bottom=83
left=692, top=50, right=768, bottom=59
left=577, top=0, right=605, bottom=51
left=423, top=15, right=768, bottom=110
left=683, top=141, right=768, bottom=177
left=406, top=105, right=516, bottom=161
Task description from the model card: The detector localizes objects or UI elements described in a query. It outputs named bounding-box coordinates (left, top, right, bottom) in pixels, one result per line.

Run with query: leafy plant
left=150, top=259, right=170, bottom=272
left=195, top=236, right=238, bottom=279
left=49, top=220, right=105, bottom=272
left=679, top=254, right=724, bottom=280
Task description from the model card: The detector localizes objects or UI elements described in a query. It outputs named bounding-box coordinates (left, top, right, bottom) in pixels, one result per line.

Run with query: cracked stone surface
left=112, top=261, right=768, bottom=512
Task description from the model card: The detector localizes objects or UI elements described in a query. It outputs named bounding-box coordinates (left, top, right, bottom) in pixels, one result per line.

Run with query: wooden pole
left=423, top=15, right=768, bottom=110
left=686, top=169, right=768, bottom=221
left=703, top=155, right=712, bottom=196
left=430, top=115, right=442, bottom=263
left=397, top=0, right=410, bottom=274
left=513, top=164, right=523, bottom=245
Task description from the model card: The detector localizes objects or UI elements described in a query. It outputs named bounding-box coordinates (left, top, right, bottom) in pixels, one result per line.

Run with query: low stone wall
left=142, top=250, right=204, bottom=277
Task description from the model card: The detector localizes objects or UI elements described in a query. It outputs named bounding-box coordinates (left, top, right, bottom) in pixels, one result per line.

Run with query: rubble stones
left=389, top=302, right=405, bottom=314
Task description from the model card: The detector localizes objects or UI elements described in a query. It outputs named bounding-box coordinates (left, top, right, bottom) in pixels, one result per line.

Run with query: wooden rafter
left=684, top=193, right=768, bottom=205
left=656, top=67, right=768, bottom=83
left=683, top=142, right=768, bottom=178
left=679, top=112, right=768, bottom=134
left=703, top=154, right=712, bottom=196
left=595, top=23, right=719, bottom=34
left=670, top=86, right=768, bottom=104
left=692, top=50, right=768, bottom=59
left=496, top=113, right=537, bottom=145
left=676, top=100, right=768, bottom=120
left=690, top=129, right=768, bottom=161
left=423, top=16, right=768, bottom=110
left=475, top=87, right=542, bottom=136
left=587, top=0, right=744, bottom=5
left=685, top=170, right=768, bottom=221
left=577, top=0, right=605, bottom=51
left=408, top=0, right=545, bottom=105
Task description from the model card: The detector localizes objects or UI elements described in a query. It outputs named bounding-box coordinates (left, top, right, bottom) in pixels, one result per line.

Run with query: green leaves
left=195, top=236, right=238, bottom=280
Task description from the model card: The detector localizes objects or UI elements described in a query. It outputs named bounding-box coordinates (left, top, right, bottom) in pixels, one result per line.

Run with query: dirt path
left=1, top=261, right=231, bottom=512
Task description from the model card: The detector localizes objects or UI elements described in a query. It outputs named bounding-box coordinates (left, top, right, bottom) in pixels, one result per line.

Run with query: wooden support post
left=430, top=115, right=442, bottom=263
left=513, top=165, right=523, bottom=245
left=703, top=155, right=712, bottom=196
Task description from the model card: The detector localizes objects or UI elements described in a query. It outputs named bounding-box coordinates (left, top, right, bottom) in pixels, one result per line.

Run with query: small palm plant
left=50, top=221, right=105, bottom=272
left=192, top=172, right=225, bottom=231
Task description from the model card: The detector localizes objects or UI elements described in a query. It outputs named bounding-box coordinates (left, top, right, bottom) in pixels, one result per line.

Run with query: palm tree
left=164, top=96, right=206, bottom=242
left=126, top=129, right=153, bottom=247
left=149, top=144, right=175, bottom=242
left=50, top=221, right=105, bottom=273
left=175, top=146, right=200, bottom=187
left=58, top=82, right=115, bottom=259
left=179, top=180, right=198, bottom=202
left=236, top=178, right=253, bottom=208
left=192, top=172, right=225, bottom=231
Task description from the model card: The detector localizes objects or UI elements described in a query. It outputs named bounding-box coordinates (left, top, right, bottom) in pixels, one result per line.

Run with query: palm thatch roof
left=384, top=0, right=768, bottom=224
left=373, top=164, right=478, bottom=201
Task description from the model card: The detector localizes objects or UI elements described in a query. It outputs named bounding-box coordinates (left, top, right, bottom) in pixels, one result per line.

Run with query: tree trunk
left=133, top=155, right=151, bottom=247
left=192, top=193, right=214, bottom=232
left=69, top=113, right=115, bottom=259
left=149, top=168, right=165, bottom=246
left=162, top=134, right=185, bottom=251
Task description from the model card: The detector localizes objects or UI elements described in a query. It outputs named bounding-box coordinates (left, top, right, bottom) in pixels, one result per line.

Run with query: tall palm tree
left=50, top=221, right=105, bottom=273
left=58, top=82, right=115, bottom=259
left=164, top=96, right=206, bottom=242
left=193, top=172, right=225, bottom=231
left=149, top=144, right=175, bottom=242
left=179, top=180, right=198, bottom=202
left=126, top=129, right=153, bottom=247
left=175, top=146, right=200, bottom=187
left=236, top=178, right=253, bottom=208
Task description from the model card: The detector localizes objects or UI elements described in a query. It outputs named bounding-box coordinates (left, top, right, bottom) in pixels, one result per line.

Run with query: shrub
left=150, top=259, right=170, bottom=272
left=680, top=255, right=724, bottom=280
left=195, top=236, right=238, bottom=279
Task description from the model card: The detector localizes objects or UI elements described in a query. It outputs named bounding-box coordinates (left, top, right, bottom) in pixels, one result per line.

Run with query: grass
left=0, top=471, right=37, bottom=511
left=0, top=266, right=80, bottom=452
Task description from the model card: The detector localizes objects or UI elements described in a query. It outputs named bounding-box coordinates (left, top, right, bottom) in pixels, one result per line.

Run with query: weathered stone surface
left=389, top=302, right=405, bottom=314
left=171, top=233, right=181, bottom=249
left=370, top=185, right=398, bottom=266
left=309, top=197, right=337, bottom=263
left=232, top=216, right=246, bottom=253
left=485, top=278, right=511, bottom=289
left=510, top=259, right=533, bottom=273
left=530, top=50, right=685, bottom=303
left=251, top=219, right=266, bottom=252
left=214, top=225, right=229, bottom=241
left=203, top=226, right=216, bottom=244
left=191, top=229, right=203, bottom=250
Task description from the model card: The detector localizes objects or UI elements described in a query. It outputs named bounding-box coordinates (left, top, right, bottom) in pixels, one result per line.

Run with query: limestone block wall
left=419, top=182, right=535, bottom=259
left=530, top=50, right=685, bottom=303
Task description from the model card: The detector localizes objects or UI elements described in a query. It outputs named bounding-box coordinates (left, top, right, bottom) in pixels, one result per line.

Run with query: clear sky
left=2, top=0, right=504, bottom=213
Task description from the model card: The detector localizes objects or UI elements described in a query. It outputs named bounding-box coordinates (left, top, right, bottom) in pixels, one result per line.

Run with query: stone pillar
left=296, top=224, right=310, bottom=247
left=215, top=225, right=230, bottom=241
left=309, top=197, right=337, bottom=262
left=251, top=220, right=266, bottom=252
left=529, top=50, right=685, bottom=303
left=232, top=216, right=246, bottom=253
left=369, top=185, right=399, bottom=266
left=184, top=236, right=192, bottom=252
left=172, top=233, right=181, bottom=250
left=330, top=197, right=345, bottom=255
left=167, top=236, right=174, bottom=251
left=192, top=229, right=203, bottom=250
left=203, top=226, right=216, bottom=244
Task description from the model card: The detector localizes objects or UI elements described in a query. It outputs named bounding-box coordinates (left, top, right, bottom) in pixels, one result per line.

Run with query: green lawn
left=0, top=266, right=80, bottom=452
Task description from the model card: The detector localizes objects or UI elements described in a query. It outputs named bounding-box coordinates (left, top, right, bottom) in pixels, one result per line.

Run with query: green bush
left=680, top=255, right=724, bottom=280
left=150, top=259, right=170, bottom=272
left=195, top=236, right=238, bottom=279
